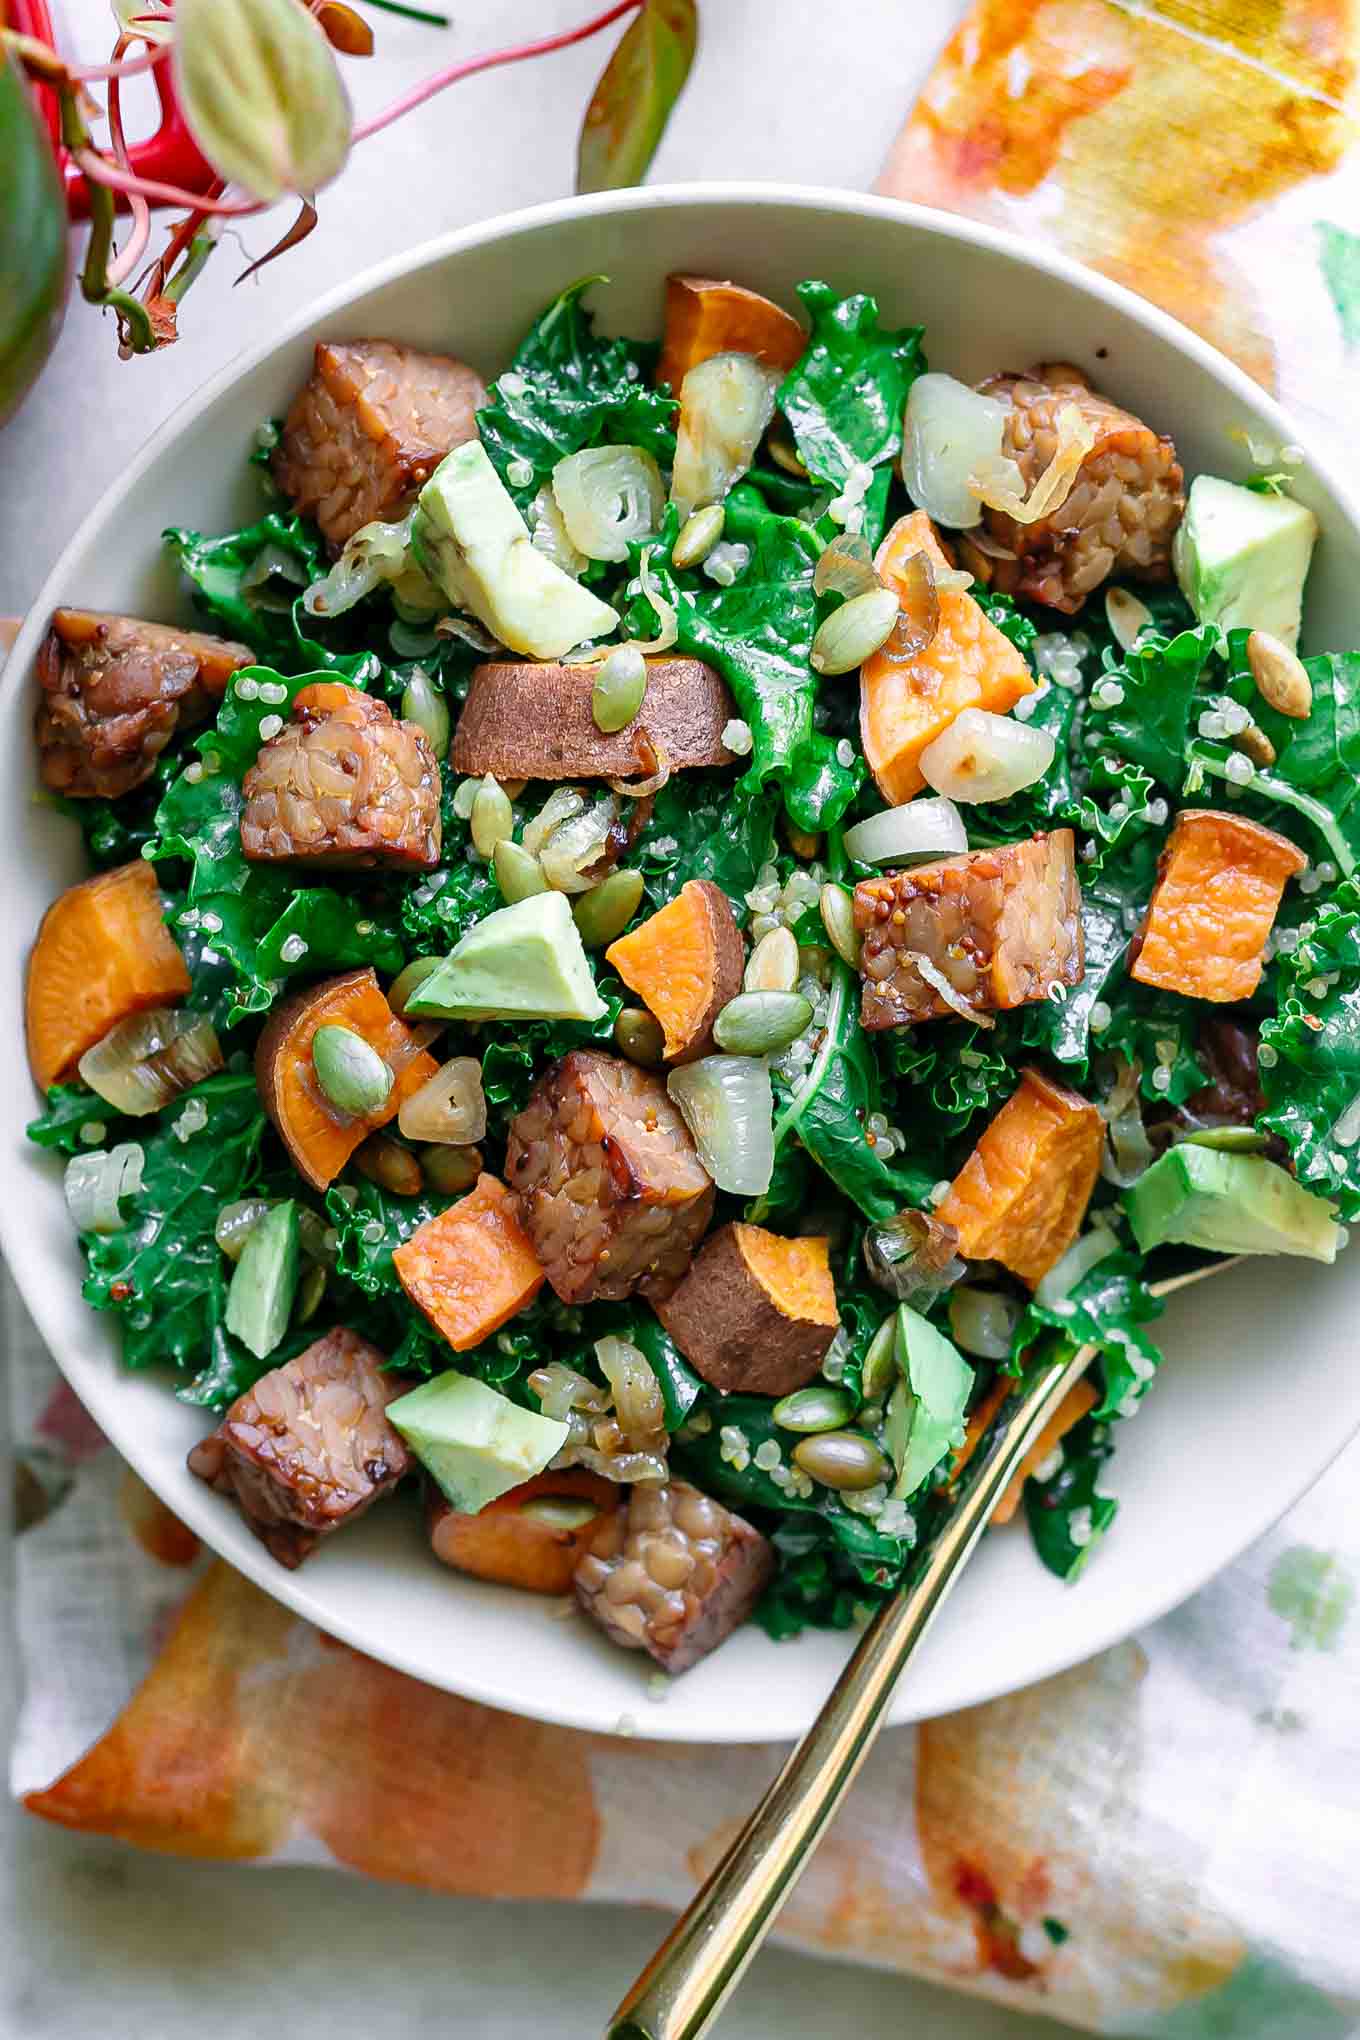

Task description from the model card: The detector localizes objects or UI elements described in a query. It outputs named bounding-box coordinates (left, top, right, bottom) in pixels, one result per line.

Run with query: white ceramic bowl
left=7, top=186, right=1360, bottom=1744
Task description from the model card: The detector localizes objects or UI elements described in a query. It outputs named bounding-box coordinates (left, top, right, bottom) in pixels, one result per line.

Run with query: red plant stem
left=65, top=41, right=168, bottom=84
left=104, top=45, right=152, bottom=287
left=73, top=148, right=263, bottom=217
left=350, top=0, right=641, bottom=144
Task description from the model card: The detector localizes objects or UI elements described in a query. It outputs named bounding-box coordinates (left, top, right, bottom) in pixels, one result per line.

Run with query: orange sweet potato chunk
left=860, top=511, right=1037, bottom=805
left=946, top=1376, right=1097, bottom=1522
left=935, top=1066, right=1104, bottom=1288
left=427, top=1469, right=619, bottom=1594
left=1130, top=807, right=1307, bottom=1004
left=605, top=878, right=744, bottom=1063
left=657, top=1223, right=839, bottom=1396
left=395, top=1173, right=545, bottom=1351
left=655, top=274, right=807, bottom=396
left=26, top=861, right=191, bottom=1090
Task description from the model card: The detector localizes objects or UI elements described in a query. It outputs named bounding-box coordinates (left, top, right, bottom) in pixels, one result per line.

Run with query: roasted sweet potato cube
left=946, top=1376, right=1097, bottom=1523
left=860, top=512, right=1036, bottom=805
left=655, top=275, right=807, bottom=396
left=656, top=1224, right=839, bottom=1396
left=936, top=1066, right=1104, bottom=1288
left=1130, top=808, right=1307, bottom=1004
left=241, top=682, right=441, bottom=870
left=36, top=609, right=252, bottom=800
left=427, top=1469, right=619, bottom=1595
left=574, top=1479, right=775, bottom=1673
left=26, top=861, right=191, bottom=1090
left=451, top=658, right=737, bottom=782
left=273, top=339, right=487, bottom=550
left=605, top=879, right=744, bottom=1063
left=187, top=1327, right=410, bottom=1568
left=505, top=1050, right=714, bottom=1305
left=855, top=830, right=1083, bottom=1031
left=393, top=1173, right=545, bottom=1351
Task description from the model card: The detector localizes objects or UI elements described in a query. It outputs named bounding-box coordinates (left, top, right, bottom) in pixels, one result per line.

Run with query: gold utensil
left=607, top=1256, right=1234, bottom=2040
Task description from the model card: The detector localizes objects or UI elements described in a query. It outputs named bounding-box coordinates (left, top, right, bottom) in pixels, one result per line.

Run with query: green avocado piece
left=411, top=440, right=619, bottom=658
left=887, top=1303, right=974, bottom=1501
left=225, top=1200, right=300, bottom=1361
left=386, top=1372, right=569, bottom=1512
left=406, top=891, right=608, bottom=1023
left=1172, top=475, right=1318, bottom=649
left=1124, top=1146, right=1344, bottom=1261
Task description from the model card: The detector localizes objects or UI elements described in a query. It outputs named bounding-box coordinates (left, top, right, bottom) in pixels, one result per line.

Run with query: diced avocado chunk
left=1172, top=475, right=1318, bottom=649
left=386, top=1372, right=568, bottom=1513
left=1124, top=1146, right=1344, bottom=1262
left=887, top=1303, right=974, bottom=1501
left=406, top=891, right=608, bottom=1023
left=411, top=441, right=619, bottom=658
left=225, top=1199, right=300, bottom=1361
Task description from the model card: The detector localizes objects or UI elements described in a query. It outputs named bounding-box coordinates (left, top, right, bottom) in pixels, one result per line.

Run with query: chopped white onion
left=919, top=708, right=1056, bottom=804
left=78, top=1008, right=223, bottom=1116
left=911, top=952, right=997, bottom=1029
left=668, top=1055, right=774, bottom=1195
left=529, top=1362, right=610, bottom=1421
left=528, top=485, right=588, bottom=578
left=670, top=352, right=779, bottom=519
left=631, top=547, right=679, bottom=653
left=240, top=544, right=310, bottom=613
left=539, top=798, right=619, bottom=893
left=435, top=612, right=504, bottom=655
left=397, top=1055, right=488, bottom=1145
left=1034, top=1223, right=1119, bottom=1309
left=64, top=1143, right=144, bottom=1235
left=902, top=374, right=1013, bottom=530
left=522, top=786, right=585, bottom=856
left=948, top=1286, right=1020, bottom=1359
left=969, top=402, right=1096, bottom=524
left=596, top=1335, right=666, bottom=1450
left=552, top=445, right=665, bottom=563
left=1098, top=1058, right=1156, bottom=1186
left=302, top=510, right=418, bottom=618
left=843, top=796, right=967, bottom=866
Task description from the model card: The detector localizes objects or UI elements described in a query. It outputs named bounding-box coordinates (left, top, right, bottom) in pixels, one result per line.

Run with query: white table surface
left=0, top=3, right=1071, bottom=2033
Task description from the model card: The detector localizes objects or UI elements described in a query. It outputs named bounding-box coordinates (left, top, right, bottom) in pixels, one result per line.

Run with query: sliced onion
left=529, top=1362, right=610, bottom=1420
left=1098, top=1058, right=1156, bottom=1186
left=215, top=1197, right=274, bottom=1262
left=78, top=1008, right=223, bottom=1116
left=528, top=484, right=588, bottom=578
left=670, top=352, right=779, bottom=519
left=843, top=796, right=966, bottom=866
left=435, top=612, right=504, bottom=655
left=813, top=533, right=879, bottom=601
left=241, top=544, right=309, bottom=613
left=64, top=1143, right=144, bottom=1235
left=969, top=401, right=1096, bottom=524
left=540, top=797, right=619, bottom=893
left=552, top=445, right=664, bottom=563
left=302, top=510, right=416, bottom=618
left=948, top=1285, right=1020, bottom=1359
left=919, top=708, right=1056, bottom=804
left=397, top=1055, right=487, bottom=1145
left=911, top=952, right=997, bottom=1029
left=596, top=1335, right=666, bottom=1451
left=562, top=1442, right=669, bottom=1485
left=606, top=731, right=671, bottom=799
left=902, top=373, right=1012, bottom=530
left=865, top=1208, right=964, bottom=1303
left=631, top=547, right=679, bottom=653
left=1034, top=1223, right=1119, bottom=1309
left=522, top=786, right=585, bottom=856
left=668, top=1054, right=774, bottom=1195
left=879, top=546, right=939, bottom=662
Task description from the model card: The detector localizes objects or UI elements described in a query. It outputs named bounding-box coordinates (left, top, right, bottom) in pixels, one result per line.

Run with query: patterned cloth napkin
left=11, top=6, right=1360, bottom=2032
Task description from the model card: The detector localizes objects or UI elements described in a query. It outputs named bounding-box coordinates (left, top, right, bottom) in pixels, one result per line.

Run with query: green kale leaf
left=1023, top=1409, right=1119, bottom=1581
left=1259, top=877, right=1360, bottom=1216
left=164, top=513, right=381, bottom=680
left=27, top=1085, right=130, bottom=1157
left=1014, top=1251, right=1165, bottom=1419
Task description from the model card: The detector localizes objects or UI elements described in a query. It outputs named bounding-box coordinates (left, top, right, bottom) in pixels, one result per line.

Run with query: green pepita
left=421, top=1143, right=484, bottom=1195
left=387, top=955, right=444, bottom=1016
left=572, top=867, right=646, bottom=947
left=712, top=990, right=813, bottom=1056
left=744, top=926, right=799, bottom=994
left=614, top=1005, right=666, bottom=1066
left=354, top=1131, right=424, bottom=1198
left=470, top=775, right=514, bottom=858
left=519, top=1495, right=602, bottom=1530
left=671, top=503, right=726, bottom=571
left=810, top=586, right=900, bottom=675
left=294, top=1261, right=328, bottom=1325
left=311, top=1025, right=394, bottom=1118
left=819, top=883, right=861, bottom=969
left=1247, top=629, right=1312, bottom=719
left=493, top=838, right=549, bottom=903
left=772, top=1385, right=857, bottom=1434
left=400, top=669, right=451, bottom=759
left=860, top=1315, right=899, bottom=1401
left=591, top=645, right=648, bottom=733
left=792, top=1432, right=893, bottom=1491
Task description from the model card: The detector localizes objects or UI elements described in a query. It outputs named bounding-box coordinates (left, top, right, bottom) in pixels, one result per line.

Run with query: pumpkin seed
left=614, top=1005, right=666, bottom=1066
left=311, top=1025, right=393, bottom=1117
left=771, top=1385, right=857, bottom=1433
left=387, top=955, right=444, bottom=1016
left=400, top=669, right=451, bottom=758
left=1247, top=629, right=1312, bottom=718
left=591, top=645, right=648, bottom=732
left=1234, top=721, right=1277, bottom=768
left=1104, top=585, right=1152, bottom=653
left=671, top=503, right=726, bottom=571
left=712, top=990, right=813, bottom=1055
left=792, top=1431, right=893, bottom=1491
left=572, top=867, right=646, bottom=947
left=810, top=586, right=900, bottom=674
left=354, top=1131, right=424, bottom=1198
left=470, top=774, right=514, bottom=857
left=294, top=1262, right=328, bottom=1325
left=421, top=1143, right=483, bottom=1195
left=493, top=838, right=549, bottom=903
left=215, top=1197, right=272, bottom=1262
left=786, top=826, right=821, bottom=860
left=860, top=1315, right=899, bottom=1401
left=297, top=1207, right=336, bottom=1267
left=744, top=925, right=799, bottom=994
left=819, top=882, right=861, bottom=969
left=519, top=1495, right=601, bottom=1530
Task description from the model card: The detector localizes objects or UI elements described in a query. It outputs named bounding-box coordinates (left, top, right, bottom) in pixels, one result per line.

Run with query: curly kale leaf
left=164, top=513, right=383, bottom=681
left=1014, top=1252, right=1165, bottom=1419
left=1259, top=877, right=1360, bottom=1216
left=634, top=770, right=780, bottom=908
left=27, top=1085, right=131, bottom=1157
left=1023, top=1410, right=1120, bottom=1581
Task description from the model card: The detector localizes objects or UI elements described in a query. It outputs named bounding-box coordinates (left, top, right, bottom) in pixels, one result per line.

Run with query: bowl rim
left=9, top=180, right=1360, bottom=1742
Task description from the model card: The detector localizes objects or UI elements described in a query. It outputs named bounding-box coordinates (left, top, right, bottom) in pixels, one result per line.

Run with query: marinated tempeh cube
left=574, top=1480, right=774, bottom=1673
left=935, top=1066, right=1105, bottom=1287
left=854, top=829, right=1083, bottom=1031
left=36, top=609, right=252, bottom=800
left=505, top=1050, right=714, bottom=1305
left=187, top=1327, right=410, bottom=1568
left=241, top=681, right=441, bottom=869
left=1130, top=808, right=1307, bottom=1004
left=273, top=338, right=487, bottom=550
left=977, top=362, right=1185, bottom=613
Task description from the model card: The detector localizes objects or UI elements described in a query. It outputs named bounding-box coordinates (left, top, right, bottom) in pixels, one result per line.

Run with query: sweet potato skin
left=255, top=967, right=440, bottom=1191
left=427, top=1470, right=619, bottom=1594
left=451, top=658, right=736, bottom=782
left=860, top=512, right=1036, bottom=805
left=655, top=275, right=806, bottom=395
left=394, top=1173, right=545, bottom=1350
left=656, top=1223, right=839, bottom=1396
left=606, top=879, right=745, bottom=1065
left=1131, top=807, right=1307, bottom=1004
left=26, top=861, right=191, bottom=1090
left=936, top=1066, right=1104, bottom=1288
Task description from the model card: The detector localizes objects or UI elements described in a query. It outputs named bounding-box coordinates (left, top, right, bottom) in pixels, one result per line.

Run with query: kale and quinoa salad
left=25, top=269, right=1360, bottom=1672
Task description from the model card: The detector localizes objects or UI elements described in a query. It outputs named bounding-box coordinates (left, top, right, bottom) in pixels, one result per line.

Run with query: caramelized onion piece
left=879, top=550, right=939, bottom=662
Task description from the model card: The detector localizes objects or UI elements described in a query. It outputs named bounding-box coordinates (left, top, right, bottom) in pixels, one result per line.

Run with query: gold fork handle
left=605, top=1336, right=1097, bottom=2040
